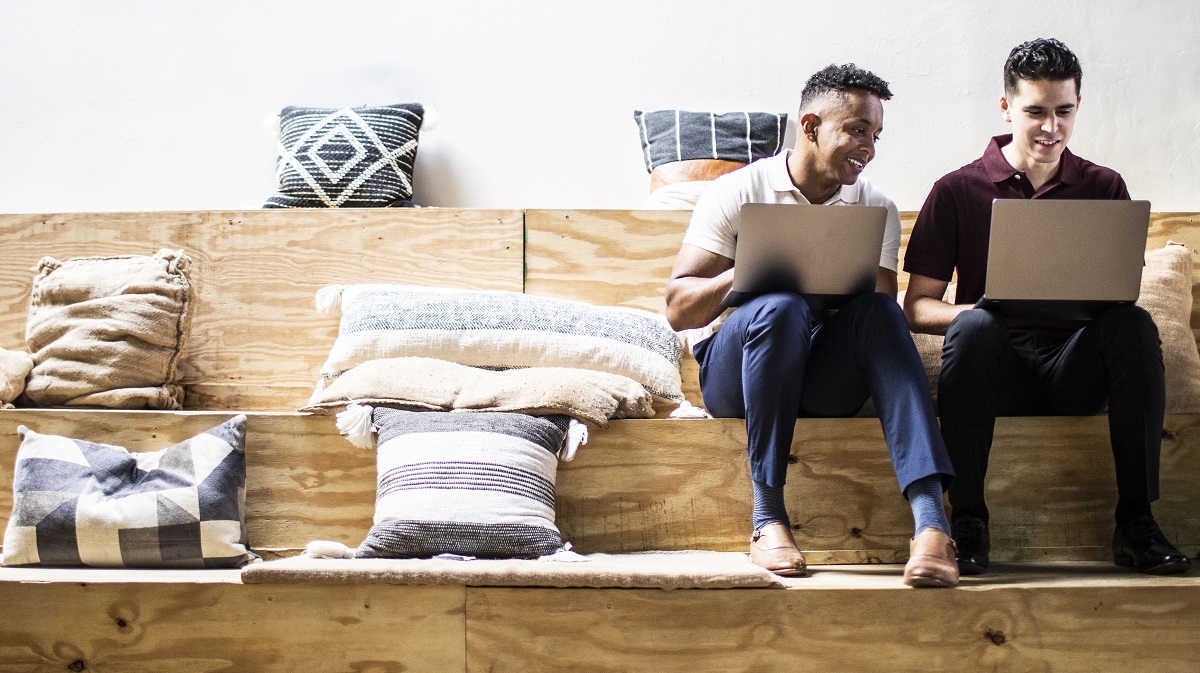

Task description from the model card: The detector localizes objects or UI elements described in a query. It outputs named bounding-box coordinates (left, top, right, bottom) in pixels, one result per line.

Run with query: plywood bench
left=2, top=209, right=1200, bottom=562
left=2, top=208, right=1200, bottom=672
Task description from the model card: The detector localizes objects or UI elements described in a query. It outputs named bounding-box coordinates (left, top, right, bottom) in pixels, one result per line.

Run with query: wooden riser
left=2, top=410, right=1197, bottom=563
left=1, top=564, right=1198, bottom=672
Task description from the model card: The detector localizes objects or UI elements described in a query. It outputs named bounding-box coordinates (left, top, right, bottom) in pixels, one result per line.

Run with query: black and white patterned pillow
left=634, top=109, right=787, bottom=172
left=355, top=408, right=568, bottom=560
left=264, top=104, right=423, bottom=208
left=2, top=415, right=255, bottom=568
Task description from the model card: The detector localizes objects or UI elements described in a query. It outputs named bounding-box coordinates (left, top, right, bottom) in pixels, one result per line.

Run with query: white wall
left=1, top=0, right=1197, bottom=213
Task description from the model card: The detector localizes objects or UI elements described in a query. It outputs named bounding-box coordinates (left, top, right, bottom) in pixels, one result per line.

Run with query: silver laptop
left=977, top=199, right=1151, bottom=322
left=721, top=203, right=887, bottom=309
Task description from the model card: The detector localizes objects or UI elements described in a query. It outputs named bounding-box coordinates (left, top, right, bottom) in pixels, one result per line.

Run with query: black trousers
left=938, top=304, right=1164, bottom=521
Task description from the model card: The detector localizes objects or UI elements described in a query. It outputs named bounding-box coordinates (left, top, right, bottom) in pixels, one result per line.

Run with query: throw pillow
left=314, top=285, right=685, bottom=403
left=355, top=408, right=567, bottom=560
left=301, top=356, right=654, bottom=427
left=24, top=249, right=194, bottom=409
left=634, top=109, right=787, bottom=174
left=0, top=346, right=33, bottom=407
left=2, top=415, right=255, bottom=568
left=264, top=103, right=424, bottom=208
left=1140, top=243, right=1200, bottom=413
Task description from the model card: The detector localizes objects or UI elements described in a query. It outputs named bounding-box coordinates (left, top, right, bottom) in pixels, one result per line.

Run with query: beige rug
left=240, top=551, right=784, bottom=589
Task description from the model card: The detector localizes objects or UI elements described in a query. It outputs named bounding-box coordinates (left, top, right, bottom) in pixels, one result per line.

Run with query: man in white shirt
left=665, top=64, right=956, bottom=587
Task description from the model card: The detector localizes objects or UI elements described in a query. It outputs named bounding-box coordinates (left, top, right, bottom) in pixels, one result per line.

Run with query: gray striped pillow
left=356, top=408, right=568, bottom=559
left=315, top=284, right=684, bottom=402
left=634, top=109, right=787, bottom=172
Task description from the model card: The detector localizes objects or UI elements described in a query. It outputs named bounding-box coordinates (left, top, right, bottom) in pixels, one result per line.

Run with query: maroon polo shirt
left=904, top=134, right=1130, bottom=305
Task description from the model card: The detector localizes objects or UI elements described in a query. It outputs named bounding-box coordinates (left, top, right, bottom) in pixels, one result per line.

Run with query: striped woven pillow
left=356, top=408, right=568, bottom=559
left=315, top=284, right=684, bottom=402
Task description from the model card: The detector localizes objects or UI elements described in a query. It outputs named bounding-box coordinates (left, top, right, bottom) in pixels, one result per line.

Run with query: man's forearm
left=665, top=269, right=735, bottom=331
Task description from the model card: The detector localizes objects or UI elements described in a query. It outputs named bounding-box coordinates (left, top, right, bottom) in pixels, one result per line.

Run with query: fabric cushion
left=1140, top=243, right=1200, bottom=413
left=264, top=104, right=423, bottom=208
left=634, top=109, right=787, bottom=173
left=356, top=408, right=568, bottom=560
left=0, top=346, right=33, bottom=407
left=315, top=284, right=684, bottom=403
left=301, top=356, right=653, bottom=427
left=903, top=244, right=1200, bottom=413
left=24, top=249, right=194, bottom=409
left=2, top=415, right=254, bottom=568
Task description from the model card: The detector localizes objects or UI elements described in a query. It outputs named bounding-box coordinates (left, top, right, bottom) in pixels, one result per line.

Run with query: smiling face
left=1000, top=77, right=1080, bottom=172
left=791, top=89, right=884, bottom=200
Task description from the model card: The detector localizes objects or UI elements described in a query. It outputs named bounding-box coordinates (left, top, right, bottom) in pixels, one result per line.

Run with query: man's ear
left=1000, top=95, right=1012, bottom=123
left=799, top=112, right=821, bottom=140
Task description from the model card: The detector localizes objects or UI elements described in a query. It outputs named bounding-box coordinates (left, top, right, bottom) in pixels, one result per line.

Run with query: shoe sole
left=1114, top=556, right=1192, bottom=575
left=957, top=560, right=988, bottom=576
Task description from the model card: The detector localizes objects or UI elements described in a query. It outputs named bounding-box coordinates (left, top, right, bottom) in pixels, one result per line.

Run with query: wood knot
left=850, top=527, right=863, bottom=538
left=115, top=618, right=128, bottom=628
left=984, top=629, right=1007, bottom=646
left=787, top=454, right=799, bottom=464
left=67, top=661, right=86, bottom=672
left=1162, top=429, right=1177, bottom=442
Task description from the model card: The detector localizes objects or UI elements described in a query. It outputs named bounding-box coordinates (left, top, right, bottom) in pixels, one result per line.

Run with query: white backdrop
left=1, top=1, right=1197, bottom=212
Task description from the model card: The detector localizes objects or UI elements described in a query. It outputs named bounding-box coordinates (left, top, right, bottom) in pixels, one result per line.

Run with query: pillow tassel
left=559, top=419, right=588, bottom=462
left=337, top=403, right=378, bottom=448
left=306, top=540, right=355, bottom=559
left=315, top=285, right=347, bottom=315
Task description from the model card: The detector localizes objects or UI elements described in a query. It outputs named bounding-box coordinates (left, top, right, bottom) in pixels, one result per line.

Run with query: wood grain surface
left=0, top=209, right=523, bottom=411
left=0, top=580, right=464, bottom=672
left=2, top=410, right=1195, bottom=563
left=467, top=575, right=1200, bottom=672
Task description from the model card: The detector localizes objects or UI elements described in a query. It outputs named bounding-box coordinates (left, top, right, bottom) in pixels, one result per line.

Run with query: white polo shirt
left=684, top=149, right=902, bottom=272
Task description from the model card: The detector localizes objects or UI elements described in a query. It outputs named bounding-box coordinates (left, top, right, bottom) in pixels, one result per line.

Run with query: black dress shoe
left=951, top=516, right=990, bottom=576
left=1112, top=515, right=1191, bottom=575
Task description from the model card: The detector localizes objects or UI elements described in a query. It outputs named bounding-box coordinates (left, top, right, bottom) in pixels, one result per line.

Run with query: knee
left=1095, top=304, right=1160, bottom=344
left=944, top=308, right=1008, bottom=359
left=741, top=292, right=811, bottom=333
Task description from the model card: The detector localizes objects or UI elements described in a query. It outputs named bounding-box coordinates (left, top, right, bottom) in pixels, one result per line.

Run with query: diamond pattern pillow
left=2, top=415, right=255, bottom=568
left=356, top=408, right=568, bottom=560
left=264, top=104, right=423, bottom=208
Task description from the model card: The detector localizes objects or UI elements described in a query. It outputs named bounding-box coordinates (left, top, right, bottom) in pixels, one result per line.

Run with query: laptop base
left=975, top=298, right=1133, bottom=323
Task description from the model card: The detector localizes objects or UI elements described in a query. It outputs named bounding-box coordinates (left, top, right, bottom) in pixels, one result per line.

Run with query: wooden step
left=3, top=410, right=1196, bottom=563
left=1, top=563, right=1198, bottom=671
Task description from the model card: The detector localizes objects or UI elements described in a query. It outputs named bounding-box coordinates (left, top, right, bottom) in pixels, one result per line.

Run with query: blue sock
left=752, top=480, right=790, bottom=531
left=905, top=475, right=950, bottom=537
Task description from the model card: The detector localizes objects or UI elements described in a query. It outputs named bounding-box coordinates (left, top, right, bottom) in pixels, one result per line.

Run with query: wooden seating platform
left=2, top=209, right=1199, bottom=670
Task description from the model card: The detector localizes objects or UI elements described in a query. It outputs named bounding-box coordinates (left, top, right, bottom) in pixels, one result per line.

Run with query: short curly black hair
left=799, top=63, right=893, bottom=109
left=1004, top=38, right=1082, bottom=95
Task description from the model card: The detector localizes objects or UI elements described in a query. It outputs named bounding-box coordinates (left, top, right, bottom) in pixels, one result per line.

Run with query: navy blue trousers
left=939, top=305, right=1164, bottom=518
left=693, top=292, right=953, bottom=492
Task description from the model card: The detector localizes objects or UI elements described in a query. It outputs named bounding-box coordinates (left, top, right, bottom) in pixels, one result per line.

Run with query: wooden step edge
left=2, top=561, right=1195, bottom=591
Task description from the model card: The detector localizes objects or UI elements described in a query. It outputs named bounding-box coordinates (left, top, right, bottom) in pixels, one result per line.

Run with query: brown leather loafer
left=750, top=522, right=807, bottom=577
left=904, top=528, right=960, bottom=588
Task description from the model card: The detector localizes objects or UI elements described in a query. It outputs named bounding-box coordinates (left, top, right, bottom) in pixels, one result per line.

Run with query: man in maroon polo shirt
left=903, top=38, right=1190, bottom=576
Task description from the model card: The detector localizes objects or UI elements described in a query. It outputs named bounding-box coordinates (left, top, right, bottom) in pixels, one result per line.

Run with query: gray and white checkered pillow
left=355, top=408, right=568, bottom=560
left=2, top=415, right=255, bottom=568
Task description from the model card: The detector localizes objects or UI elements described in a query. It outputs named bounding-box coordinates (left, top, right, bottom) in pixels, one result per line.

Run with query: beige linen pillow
left=0, top=346, right=34, bottom=407
left=302, top=356, right=654, bottom=427
left=24, top=249, right=195, bottom=409
left=1140, top=243, right=1200, bottom=413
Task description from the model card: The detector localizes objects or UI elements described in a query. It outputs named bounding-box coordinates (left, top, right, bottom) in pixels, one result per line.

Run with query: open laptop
left=721, top=203, right=887, bottom=309
left=977, top=199, right=1151, bottom=322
